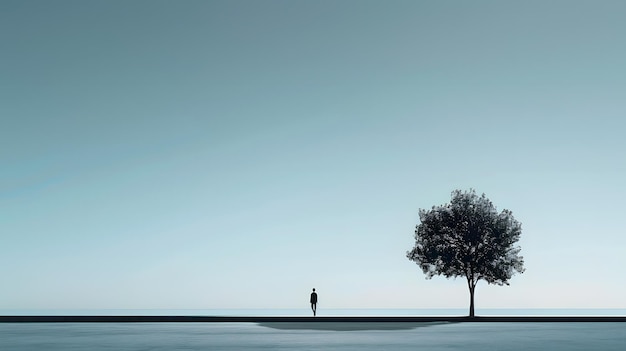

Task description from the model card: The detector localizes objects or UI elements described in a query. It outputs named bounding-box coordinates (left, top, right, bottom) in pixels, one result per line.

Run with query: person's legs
left=312, top=303, right=316, bottom=316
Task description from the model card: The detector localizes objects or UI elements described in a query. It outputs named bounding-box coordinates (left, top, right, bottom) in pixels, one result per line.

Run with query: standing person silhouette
left=310, top=288, right=318, bottom=316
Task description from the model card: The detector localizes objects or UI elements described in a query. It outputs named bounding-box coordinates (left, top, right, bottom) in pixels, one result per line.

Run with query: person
left=310, top=288, right=318, bottom=316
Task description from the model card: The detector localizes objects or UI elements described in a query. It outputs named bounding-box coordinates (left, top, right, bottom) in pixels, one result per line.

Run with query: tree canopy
left=407, top=189, right=525, bottom=316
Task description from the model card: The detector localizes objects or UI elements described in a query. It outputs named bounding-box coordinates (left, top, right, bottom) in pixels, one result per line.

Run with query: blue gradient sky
left=2, top=0, right=626, bottom=311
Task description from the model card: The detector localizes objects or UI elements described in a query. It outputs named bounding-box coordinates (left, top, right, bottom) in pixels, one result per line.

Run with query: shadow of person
left=258, top=321, right=453, bottom=331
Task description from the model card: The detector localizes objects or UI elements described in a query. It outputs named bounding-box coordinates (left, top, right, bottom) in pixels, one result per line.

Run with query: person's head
left=312, top=288, right=315, bottom=292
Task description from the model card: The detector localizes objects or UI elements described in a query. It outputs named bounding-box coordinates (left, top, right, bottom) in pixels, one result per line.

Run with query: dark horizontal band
left=2, top=316, right=626, bottom=323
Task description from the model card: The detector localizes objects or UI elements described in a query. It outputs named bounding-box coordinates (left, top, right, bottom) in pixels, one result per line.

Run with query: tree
left=407, top=189, right=524, bottom=317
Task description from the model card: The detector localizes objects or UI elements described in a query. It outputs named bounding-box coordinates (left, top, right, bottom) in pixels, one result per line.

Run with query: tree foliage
left=407, top=189, right=524, bottom=316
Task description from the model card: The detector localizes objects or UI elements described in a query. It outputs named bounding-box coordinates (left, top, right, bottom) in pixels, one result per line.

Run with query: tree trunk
left=468, top=281, right=476, bottom=317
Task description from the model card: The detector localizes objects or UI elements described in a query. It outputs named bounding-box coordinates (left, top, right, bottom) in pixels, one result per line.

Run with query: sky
left=2, top=0, right=626, bottom=312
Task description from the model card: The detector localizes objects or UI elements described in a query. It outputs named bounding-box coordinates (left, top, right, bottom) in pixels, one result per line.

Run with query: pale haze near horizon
left=1, top=0, right=625, bottom=311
